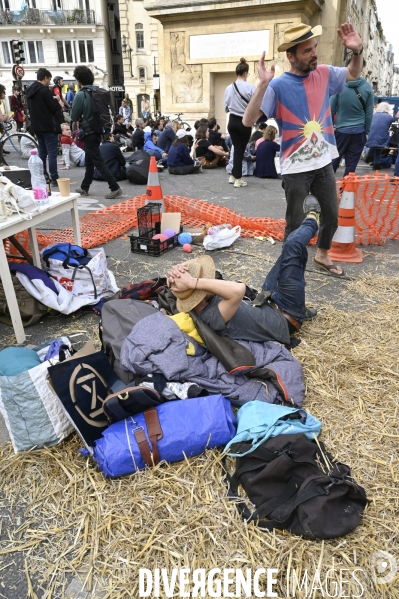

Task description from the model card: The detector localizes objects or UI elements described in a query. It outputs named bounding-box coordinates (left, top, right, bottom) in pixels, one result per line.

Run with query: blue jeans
left=36, top=132, right=59, bottom=182
left=262, top=217, right=319, bottom=323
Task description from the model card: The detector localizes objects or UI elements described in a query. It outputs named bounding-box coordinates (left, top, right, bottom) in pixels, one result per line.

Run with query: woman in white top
left=224, top=58, right=255, bottom=188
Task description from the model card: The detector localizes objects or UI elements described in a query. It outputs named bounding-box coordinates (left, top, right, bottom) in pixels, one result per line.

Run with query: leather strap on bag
left=133, top=408, right=163, bottom=466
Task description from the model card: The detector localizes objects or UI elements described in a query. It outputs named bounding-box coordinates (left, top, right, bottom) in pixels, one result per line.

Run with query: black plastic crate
left=137, top=203, right=161, bottom=236
left=130, top=228, right=181, bottom=257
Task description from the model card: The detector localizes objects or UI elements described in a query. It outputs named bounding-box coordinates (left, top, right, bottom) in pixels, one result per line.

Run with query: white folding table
left=0, top=193, right=81, bottom=343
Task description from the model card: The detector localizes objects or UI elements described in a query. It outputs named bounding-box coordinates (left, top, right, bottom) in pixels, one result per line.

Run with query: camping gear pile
left=0, top=274, right=369, bottom=540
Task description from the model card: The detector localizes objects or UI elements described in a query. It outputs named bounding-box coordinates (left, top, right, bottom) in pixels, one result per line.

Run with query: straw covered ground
left=0, top=242, right=398, bottom=598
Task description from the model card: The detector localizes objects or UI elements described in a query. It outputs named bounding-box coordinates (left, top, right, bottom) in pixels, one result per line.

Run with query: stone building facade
left=119, top=0, right=398, bottom=126
left=0, top=0, right=123, bottom=107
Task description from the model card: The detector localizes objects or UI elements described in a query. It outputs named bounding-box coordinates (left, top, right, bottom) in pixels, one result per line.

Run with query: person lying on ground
left=167, top=196, right=320, bottom=347
left=167, top=129, right=202, bottom=175
left=93, top=133, right=126, bottom=182
left=60, top=123, right=85, bottom=169
left=143, top=131, right=168, bottom=165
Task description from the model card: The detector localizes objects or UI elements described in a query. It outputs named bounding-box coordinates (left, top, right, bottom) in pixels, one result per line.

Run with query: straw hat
left=173, top=255, right=215, bottom=313
left=278, top=23, right=322, bottom=53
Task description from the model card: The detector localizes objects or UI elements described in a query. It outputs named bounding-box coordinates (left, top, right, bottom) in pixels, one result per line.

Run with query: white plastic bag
left=40, top=245, right=119, bottom=300
left=203, top=225, right=241, bottom=250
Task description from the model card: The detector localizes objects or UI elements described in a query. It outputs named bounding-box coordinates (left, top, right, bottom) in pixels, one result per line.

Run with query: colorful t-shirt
left=260, top=65, right=346, bottom=175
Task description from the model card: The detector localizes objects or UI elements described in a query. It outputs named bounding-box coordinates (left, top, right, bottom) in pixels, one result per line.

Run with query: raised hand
left=337, top=23, right=362, bottom=53
left=257, top=51, right=276, bottom=85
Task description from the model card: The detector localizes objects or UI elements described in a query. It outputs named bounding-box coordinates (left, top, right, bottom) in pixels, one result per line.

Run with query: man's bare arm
left=243, top=51, right=275, bottom=127
left=337, top=22, right=364, bottom=81
left=167, top=265, right=245, bottom=323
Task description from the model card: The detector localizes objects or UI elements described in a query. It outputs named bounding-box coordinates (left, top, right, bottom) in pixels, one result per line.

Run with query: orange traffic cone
left=145, top=156, right=164, bottom=213
left=328, top=174, right=363, bottom=263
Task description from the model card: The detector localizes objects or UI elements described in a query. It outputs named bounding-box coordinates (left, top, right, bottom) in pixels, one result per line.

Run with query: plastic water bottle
left=28, top=150, right=49, bottom=205
left=207, top=224, right=232, bottom=235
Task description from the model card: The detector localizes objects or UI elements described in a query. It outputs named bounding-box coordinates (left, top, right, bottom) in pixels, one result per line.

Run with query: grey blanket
left=120, top=312, right=305, bottom=407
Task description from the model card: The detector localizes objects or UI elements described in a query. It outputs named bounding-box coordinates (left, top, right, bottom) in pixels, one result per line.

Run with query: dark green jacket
left=70, top=85, right=96, bottom=129
left=330, top=78, right=374, bottom=134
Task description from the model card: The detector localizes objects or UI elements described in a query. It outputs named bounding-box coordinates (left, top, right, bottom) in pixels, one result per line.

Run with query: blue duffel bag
left=92, top=394, right=237, bottom=477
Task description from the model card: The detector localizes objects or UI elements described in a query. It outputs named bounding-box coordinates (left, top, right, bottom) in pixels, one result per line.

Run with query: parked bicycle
left=172, top=112, right=192, bottom=131
left=0, top=121, right=38, bottom=168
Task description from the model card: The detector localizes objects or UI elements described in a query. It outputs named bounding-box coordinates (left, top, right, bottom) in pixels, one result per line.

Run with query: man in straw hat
left=167, top=196, right=321, bottom=347
left=243, top=22, right=364, bottom=278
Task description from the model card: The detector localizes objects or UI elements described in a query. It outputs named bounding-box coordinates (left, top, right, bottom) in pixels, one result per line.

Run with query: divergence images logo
left=371, top=551, right=397, bottom=585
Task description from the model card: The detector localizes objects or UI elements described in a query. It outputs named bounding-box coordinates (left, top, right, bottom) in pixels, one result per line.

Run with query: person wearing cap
left=243, top=22, right=364, bottom=277
left=167, top=196, right=321, bottom=346
left=167, top=129, right=202, bottom=175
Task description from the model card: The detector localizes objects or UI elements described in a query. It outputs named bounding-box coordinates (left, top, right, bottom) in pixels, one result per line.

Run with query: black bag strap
left=233, top=82, right=250, bottom=106
left=352, top=85, right=366, bottom=112
left=71, top=265, right=98, bottom=299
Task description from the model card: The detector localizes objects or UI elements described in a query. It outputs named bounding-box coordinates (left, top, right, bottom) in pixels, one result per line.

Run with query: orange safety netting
left=4, top=173, right=399, bottom=260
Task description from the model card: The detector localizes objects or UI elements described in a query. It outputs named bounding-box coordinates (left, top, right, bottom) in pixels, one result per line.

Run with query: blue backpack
left=41, top=243, right=90, bottom=268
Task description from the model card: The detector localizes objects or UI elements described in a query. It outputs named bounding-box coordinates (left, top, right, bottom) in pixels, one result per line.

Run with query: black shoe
left=303, top=307, right=317, bottom=321
left=372, top=163, right=383, bottom=170
left=51, top=180, right=58, bottom=187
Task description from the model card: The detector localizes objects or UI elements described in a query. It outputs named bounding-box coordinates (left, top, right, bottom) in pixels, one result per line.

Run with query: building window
left=78, top=0, right=90, bottom=9
left=1, top=40, right=40, bottom=64
left=139, top=67, right=145, bottom=80
left=27, top=41, right=44, bottom=63
left=135, top=23, right=144, bottom=49
left=57, top=39, right=94, bottom=64
left=1, top=41, right=11, bottom=64
left=52, top=0, right=62, bottom=10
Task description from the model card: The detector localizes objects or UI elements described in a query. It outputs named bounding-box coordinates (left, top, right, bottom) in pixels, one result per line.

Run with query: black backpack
left=225, top=433, right=368, bottom=539
left=126, top=150, right=151, bottom=184
left=82, top=87, right=113, bottom=135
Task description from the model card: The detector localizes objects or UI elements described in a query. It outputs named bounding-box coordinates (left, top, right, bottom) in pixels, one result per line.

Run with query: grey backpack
left=99, top=299, right=156, bottom=383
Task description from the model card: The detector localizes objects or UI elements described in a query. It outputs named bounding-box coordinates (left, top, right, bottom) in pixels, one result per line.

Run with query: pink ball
left=152, top=233, right=168, bottom=242
left=163, top=228, right=176, bottom=238
left=183, top=243, right=192, bottom=253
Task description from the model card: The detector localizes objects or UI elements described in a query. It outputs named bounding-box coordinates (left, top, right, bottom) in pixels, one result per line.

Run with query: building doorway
left=213, top=72, right=235, bottom=134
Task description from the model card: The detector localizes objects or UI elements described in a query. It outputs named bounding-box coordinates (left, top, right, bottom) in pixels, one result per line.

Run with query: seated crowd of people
left=17, top=90, right=281, bottom=183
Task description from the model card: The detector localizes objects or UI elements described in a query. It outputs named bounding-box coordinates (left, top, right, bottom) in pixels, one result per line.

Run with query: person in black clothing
left=255, top=125, right=280, bottom=179
left=70, top=65, right=121, bottom=199
left=194, top=124, right=229, bottom=168
left=26, top=67, right=62, bottom=186
left=114, top=114, right=132, bottom=138
left=208, top=117, right=228, bottom=152
left=131, top=118, right=145, bottom=150
left=93, top=133, right=126, bottom=181
left=249, top=122, right=267, bottom=145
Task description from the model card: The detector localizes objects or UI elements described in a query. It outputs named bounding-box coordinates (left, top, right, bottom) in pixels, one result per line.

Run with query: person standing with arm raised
left=243, top=22, right=364, bottom=277
left=224, top=58, right=255, bottom=188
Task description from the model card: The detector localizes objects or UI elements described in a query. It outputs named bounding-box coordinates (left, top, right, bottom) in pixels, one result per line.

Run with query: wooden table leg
left=0, top=243, right=25, bottom=343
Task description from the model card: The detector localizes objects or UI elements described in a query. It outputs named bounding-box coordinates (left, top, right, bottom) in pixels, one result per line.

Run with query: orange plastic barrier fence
left=4, top=174, right=399, bottom=260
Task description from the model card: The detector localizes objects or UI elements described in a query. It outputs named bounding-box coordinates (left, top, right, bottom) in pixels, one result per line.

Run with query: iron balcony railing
left=0, top=8, right=97, bottom=26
